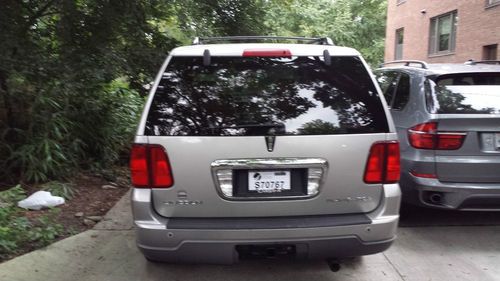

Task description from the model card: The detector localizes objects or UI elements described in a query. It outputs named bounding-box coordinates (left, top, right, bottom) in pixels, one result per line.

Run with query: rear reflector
left=243, top=49, right=292, bottom=57
left=130, top=144, right=173, bottom=188
left=410, top=171, right=437, bottom=179
left=408, top=122, right=466, bottom=150
left=364, top=141, right=400, bottom=184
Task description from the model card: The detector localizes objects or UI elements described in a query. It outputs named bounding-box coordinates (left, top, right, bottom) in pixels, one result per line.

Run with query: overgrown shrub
left=69, top=79, right=145, bottom=169
left=0, top=185, right=63, bottom=261
left=0, top=76, right=144, bottom=183
left=42, top=181, right=77, bottom=200
left=0, top=76, right=83, bottom=182
left=0, top=1, right=175, bottom=185
left=0, top=0, right=387, bottom=186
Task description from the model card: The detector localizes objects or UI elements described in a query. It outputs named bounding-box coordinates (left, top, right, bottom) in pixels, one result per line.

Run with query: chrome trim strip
left=408, top=130, right=467, bottom=136
left=211, top=158, right=328, bottom=201
left=436, top=132, right=467, bottom=135
left=211, top=158, right=328, bottom=168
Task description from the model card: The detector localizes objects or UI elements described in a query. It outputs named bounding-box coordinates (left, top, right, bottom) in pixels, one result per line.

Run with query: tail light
left=130, top=144, right=173, bottom=188
left=364, top=141, right=400, bottom=184
left=408, top=122, right=466, bottom=150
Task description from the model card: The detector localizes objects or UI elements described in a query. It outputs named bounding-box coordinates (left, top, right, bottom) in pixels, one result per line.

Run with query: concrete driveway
left=1, top=192, right=500, bottom=281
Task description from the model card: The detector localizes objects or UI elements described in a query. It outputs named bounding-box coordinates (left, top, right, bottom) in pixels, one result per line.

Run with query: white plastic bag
left=17, top=191, right=65, bottom=210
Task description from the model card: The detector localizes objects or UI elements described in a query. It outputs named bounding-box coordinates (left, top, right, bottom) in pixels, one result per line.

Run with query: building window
left=483, top=44, right=498, bottom=60
left=486, top=0, right=500, bottom=7
left=429, top=11, right=457, bottom=55
left=395, top=28, right=404, bottom=60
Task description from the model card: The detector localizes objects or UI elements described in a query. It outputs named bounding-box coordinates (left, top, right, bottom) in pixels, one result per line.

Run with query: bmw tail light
left=436, top=133, right=466, bottom=150
left=408, top=122, right=437, bottom=149
left=364, top=141, right=400, bottom=184
left=408, top=122, right=466, bottom=150
left=130, top=144, right=173, bottom=188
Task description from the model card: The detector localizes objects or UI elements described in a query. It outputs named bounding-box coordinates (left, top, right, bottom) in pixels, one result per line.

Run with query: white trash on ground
left=17, top=191, right=65, bottom=210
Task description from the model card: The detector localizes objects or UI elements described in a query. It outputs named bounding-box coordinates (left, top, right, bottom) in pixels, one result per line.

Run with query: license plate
left=248, top=170, right=291, bottom=193
left=496, top=133, right=500, bottom=148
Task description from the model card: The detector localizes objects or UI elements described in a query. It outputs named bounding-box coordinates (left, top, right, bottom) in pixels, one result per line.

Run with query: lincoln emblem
left=265, top=135, right=276, bottom=152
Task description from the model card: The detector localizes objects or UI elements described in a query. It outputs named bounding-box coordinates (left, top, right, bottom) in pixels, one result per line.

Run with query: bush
left=0, top=77, right=144, bottom=184
left=0, top=185, right=64, bottom=261
left=42, top=181, right=77, bottom=200
left=70, top=78, right=145, bottom=169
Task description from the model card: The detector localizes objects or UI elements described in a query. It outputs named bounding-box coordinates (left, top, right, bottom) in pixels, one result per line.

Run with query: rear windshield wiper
left=209, top=123, right=286, bottom=134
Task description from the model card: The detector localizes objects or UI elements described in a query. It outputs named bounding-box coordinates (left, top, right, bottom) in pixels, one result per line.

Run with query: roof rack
left=192, top=36, right=334, bottom=46
left=381, top=60, right=428, bottom=69
left=464, top=60, right=500, bottom=65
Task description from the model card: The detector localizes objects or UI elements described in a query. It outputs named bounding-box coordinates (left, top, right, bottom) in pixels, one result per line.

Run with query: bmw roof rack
left=381, top=60, right=428, bottom=69
left=192, top=36, right=334, bottom=46
left=464, top=60, right=500, bottom=65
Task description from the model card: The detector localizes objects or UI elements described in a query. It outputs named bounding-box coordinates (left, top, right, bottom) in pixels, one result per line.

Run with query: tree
left=0, top=0, right=389, bottom=185
left=173, top=0, right=270, bottom=38
left=262, top=0, right=387, bottom=66
left=0, top=0, right=180, bottom=183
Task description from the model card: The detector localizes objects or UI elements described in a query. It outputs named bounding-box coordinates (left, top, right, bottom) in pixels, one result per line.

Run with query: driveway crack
left=383, top=252, right=407, bottom=281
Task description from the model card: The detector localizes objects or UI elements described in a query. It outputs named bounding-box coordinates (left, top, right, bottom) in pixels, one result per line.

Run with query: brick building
left=384, top=0, right=500, bottom=63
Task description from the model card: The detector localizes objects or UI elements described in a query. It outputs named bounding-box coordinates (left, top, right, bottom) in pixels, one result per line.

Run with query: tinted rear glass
left=427, top=73, right=500, bottom=114
left=145, top=56, right=388, bottom=136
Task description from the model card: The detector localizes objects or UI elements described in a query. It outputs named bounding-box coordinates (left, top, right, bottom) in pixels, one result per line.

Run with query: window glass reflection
left=145, top=56, right=388, bottom=136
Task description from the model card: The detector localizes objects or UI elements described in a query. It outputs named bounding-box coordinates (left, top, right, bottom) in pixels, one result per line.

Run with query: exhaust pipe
left=326, top=259, right=341, bottom=272
left=429, top=192, right=443, bottom=204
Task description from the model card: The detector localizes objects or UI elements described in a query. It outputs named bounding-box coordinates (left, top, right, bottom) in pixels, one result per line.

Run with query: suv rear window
left=145, top=56, right=388, bottom=136
left=427, top=73, right=500, bottom=114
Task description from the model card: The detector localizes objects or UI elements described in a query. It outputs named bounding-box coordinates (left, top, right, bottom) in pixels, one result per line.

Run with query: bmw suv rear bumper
left=131, top=184, right=400, bottom=264
left=401, top=173, right=500, bottom=210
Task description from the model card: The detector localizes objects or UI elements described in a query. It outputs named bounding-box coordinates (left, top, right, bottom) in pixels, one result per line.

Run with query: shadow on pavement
left=399, top=203, right=500, bottom=227
left=139, top=256, right=400, bottom=281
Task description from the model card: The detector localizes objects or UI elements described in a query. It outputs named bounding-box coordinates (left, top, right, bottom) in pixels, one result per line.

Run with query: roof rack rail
left=192, top=36, right=334, bottom=46
left=464, top=60, right=500, bottom=65
left=381, top=60, right=428, bottom=69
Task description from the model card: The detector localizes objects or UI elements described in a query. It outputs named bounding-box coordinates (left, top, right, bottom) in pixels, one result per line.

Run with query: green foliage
left=1, top=85, right=82, bottom=182
left=0, top=0, right=388, bottom=184
left=42, top=181, right=77, bottom=200
left=173, top=0, right=270, bottom=37
left=263, top=0, right=388, bottom=66
left=298, top=119, right=340, bottom=135
left=0, top=185, right=26, bottom=203
left=0, top=1, right=172, bottom=183
left=28, top=209, right=64, bottom=247
left=0, top=186, right=63, bottom=261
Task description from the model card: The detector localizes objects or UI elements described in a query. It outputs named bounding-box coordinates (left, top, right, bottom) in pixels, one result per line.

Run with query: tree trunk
left=0, top=70, right=16, bottom=142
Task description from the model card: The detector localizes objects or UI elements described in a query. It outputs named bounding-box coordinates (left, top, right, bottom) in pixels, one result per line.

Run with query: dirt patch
left=9, top=169, right=130, bottom=260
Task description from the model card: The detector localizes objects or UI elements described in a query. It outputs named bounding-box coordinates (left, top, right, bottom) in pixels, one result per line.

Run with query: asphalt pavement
left=1, top=191, right=499, bottom=281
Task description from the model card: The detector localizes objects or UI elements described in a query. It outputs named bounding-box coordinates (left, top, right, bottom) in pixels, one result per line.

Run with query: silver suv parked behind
left=130, top=36, right=401, bottom=264
left=375, top=60, right=500, bottom=210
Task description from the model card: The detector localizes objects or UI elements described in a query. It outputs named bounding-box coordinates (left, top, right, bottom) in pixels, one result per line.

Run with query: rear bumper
left=131, top=184, right=400, bottom=264
left=138, top=237, right=394, bottom=264
left=401, top=172, right=500, bottom=210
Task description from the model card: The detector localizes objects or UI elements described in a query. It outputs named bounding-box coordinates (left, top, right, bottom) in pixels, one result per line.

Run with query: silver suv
left=130, top=36, right=401, bottom=264
left=375, top=60, right=500, bottom=210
